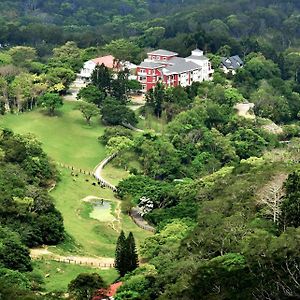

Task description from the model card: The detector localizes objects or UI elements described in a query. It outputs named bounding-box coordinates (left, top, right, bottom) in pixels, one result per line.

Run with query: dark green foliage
left=115, top=231, right=139, bottom=277
left=126, top=232, right=139, bottom=273
left=115, top=230, right=128, bottom=277
left=68, top=273, right=106, bottom=300
left=0, top=129, right=64, bottom=247
left=91, top=64, right=112, bottom=94
left=77, top=85, right=106, bottom=107
left=0, top=227, right=32, bottom=272
left=281, top=170, right=300, bottom=228
left=99, top=126, right=133, bottom=145
left=101, top=98, right=137, bottom=126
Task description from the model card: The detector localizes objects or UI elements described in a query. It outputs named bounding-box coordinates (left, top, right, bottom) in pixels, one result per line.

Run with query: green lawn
left=50, top=168, right=120, bottom=257
left=0, top=101, right=152, bottom=257
left=33, top=260, right=118, bottom=292
left=51, top=168, right=152, bottom=257
left=0, top=102, right=106, bottom=170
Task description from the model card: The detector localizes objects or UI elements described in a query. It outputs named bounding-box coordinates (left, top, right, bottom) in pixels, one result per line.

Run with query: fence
left=93, top=153, right=118, bottom=192
left=57, top=162, right=93, bottom=176
left=32, top=256, right=115, bottom=269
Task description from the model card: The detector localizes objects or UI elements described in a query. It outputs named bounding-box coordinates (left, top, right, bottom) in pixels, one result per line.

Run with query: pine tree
left=114, top=231, right=139, bottom=277
left=126, top=232, right=139, bottom=273
left=115, top=230, right=127, bottom=276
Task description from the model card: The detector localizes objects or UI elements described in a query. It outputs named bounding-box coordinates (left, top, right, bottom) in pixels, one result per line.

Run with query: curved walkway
left=93, top=154, right=118, bottom=191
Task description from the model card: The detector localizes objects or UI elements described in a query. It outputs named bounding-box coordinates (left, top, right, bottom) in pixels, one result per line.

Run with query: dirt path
left=30, top=248, right=114, bottom=269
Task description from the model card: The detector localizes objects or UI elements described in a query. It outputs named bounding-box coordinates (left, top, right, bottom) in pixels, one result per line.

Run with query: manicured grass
left=0, top=102, right=152, bottom=258
left=51, top=168, right=151, bottom=257
left=33, top=260, right=118, bottom=292
left=101, top=163, right=131, bottom=186
left=51, top=168, right=120, bottom=257
left=0, top=102, right=106, bottom=170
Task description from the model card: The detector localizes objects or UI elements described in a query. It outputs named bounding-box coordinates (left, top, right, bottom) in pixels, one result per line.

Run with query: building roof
left=139, top=61, right=164, bottom=69
left=186, top=55, right=208, bottom=61
left=147, top=49, right=178, bottom=56
left=164, top=60, right=201, bottom=75
left=91, top=55, right=117, bottom=68
left=107, top=282, right=123, bottom=297
left=221, top=55, right=243, bottom=70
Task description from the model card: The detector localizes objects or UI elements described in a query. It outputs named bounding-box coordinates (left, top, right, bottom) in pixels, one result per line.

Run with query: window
left=148, top=70, right=151, bottom=74
left=156, top=56, right=160, bottom=60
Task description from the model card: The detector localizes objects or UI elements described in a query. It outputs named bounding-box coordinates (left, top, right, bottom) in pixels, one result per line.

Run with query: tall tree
left=91, top=64, right=111, bottom=94
left=115, top=230, right=127, bottom=277
left=126, top=232, right=139, bottom=273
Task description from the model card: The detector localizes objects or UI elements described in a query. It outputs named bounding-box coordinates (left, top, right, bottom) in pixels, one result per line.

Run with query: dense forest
left=0, top=0, right=300, bottom=299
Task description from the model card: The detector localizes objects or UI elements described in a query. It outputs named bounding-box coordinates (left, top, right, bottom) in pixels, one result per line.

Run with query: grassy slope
left=0, top=102, right=106, bottom=170
left=33, top=261, right=118, bottom=292
left=0, top=102, right=152, bottom=257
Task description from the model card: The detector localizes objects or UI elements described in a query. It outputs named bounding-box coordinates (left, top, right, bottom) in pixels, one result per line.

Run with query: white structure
left=136, top=48, right=214, bottom=92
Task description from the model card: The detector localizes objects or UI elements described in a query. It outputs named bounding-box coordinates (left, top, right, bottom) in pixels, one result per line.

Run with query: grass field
left=0, top=102, right=106, bottom=169
left=50, top=168, right=151, bottom=257
left=33, top=260, right=118, bottom=292
left=0, top=100, right=152, bottom=261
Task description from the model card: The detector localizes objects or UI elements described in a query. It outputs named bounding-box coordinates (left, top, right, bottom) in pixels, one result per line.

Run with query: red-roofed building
left=136, top=48, right=214, bottom=92
left=79, top=55, right=121, bottom=80
left=93, top=282, right=123, bottom=300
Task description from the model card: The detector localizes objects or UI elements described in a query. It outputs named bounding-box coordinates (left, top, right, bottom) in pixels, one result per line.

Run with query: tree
left=126, top=232, right=139, bottom=273
left=115, top=230, right=127, bottom=277
left=38, top=93, right=63, bottom=115
left=145, top=82, right=165, bottom=117
left=68, top=273, right=106, bottom=300
left=101, top=98, right=137, bottom=126
left=76, top=102, right=99, bottom=125
left=0, top=227, right=32, bottom=272
left=91, top=64, right=111, bottom=94
left=77, top=85, right=106, bottom=107
left=52, top=41, right=83, bottom=71
left=115, top=231, right=139, bottom=277
left=281, top=170, right=300, bottom=229
left=8, top=46, right=37, bottom=67
left=104, top=39, right=141, bottom=63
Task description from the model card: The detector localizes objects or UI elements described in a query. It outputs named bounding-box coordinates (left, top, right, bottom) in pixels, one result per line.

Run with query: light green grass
left=51, top=168, right=120, bottom=257
left=33, top=260, right=118, bottom=292
left=0, top=101, right=152, bottom=257
left=0, top=102, right=106, bottom=170
left=101, top=164, right=131, bottom=186
left=51, top=168, right=151, bottom=257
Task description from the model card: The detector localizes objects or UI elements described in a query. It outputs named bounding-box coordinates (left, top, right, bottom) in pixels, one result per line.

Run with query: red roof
left=91, top=55, right=118, bottom=69
left=107, top=282, right=123, bottom=297
left=93, top=282, right=123, bottom=300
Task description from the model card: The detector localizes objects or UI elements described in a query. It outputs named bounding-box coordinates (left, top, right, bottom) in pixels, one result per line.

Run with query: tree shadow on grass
left=40, top=109, right=64, bottom=118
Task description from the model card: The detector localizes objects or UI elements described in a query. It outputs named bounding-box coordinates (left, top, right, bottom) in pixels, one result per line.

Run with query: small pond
left=89, top=200, right=115, bottom=222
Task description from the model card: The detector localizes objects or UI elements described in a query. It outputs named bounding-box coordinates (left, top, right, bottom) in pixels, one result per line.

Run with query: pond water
left=89, top=200, right=115, bottom=222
